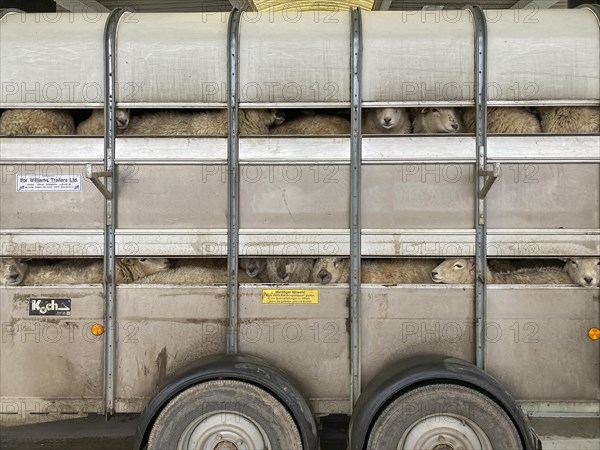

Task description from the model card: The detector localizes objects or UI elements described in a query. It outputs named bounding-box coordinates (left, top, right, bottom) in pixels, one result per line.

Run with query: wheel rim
left=399, top=413, right=493, bottom=450
left=177, top=411, right=272, bottom=450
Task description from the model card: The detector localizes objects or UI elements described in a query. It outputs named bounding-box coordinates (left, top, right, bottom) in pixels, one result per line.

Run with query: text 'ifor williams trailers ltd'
left=0, top=3, right=599, bottom=449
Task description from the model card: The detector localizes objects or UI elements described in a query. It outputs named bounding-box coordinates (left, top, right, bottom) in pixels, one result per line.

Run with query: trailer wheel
left=147, top=379, right=302, bottom=450
left=366, top=384, right=522, bottom=450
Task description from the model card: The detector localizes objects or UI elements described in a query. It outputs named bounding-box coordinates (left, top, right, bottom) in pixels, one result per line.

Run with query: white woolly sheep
left=311, top=258, right=441, bottom=284
left=1, top=258, right=28, bottom=286
left=76, top=109, right=131, bottom=135
left=462, top=107, right=541, bottom=134
left=412, top=107, right=461, bottom=133
left=138, top=258, right=263, bottom=284
left=564, top=258, right=599, bottom=287
left=21, top=258, right=170, bottom=285
left=538, top=106, right=600, bottom=133
left=431, top=258, right=572, bottom=284
left=123, top=109, right=283, bottom=136
left=362, top=108, right=411, bottom=134
left=270, top=114, right=350, bottom=135
left=0, top=109, right=75, bottom=135
left=263, top=258, right=314, bottom=283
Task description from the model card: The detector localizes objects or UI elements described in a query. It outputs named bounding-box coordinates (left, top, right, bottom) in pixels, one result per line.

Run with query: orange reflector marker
left=588, top=328, right=600, bottom=341
left=91, top=324, right=105, bottom=336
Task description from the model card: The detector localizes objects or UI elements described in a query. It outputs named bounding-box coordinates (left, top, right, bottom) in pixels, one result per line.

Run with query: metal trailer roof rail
left=350, top=6, right=363, bottom=409
left=470, top=5, right=492, bottom=371
left=101, top=7, right=127, bottom=416
left=227, top=9, right=242, bottom=355
left=579, top=4, right=600, bottom=26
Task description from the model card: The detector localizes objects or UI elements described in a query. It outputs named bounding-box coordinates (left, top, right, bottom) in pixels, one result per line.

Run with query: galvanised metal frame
left=102, top=7, right=126, bottom=416
left=226, top=9, right=242, bottom=355
left=471, top=6, right=489, bottom=371
left=350, top=7, right=363, bottom=408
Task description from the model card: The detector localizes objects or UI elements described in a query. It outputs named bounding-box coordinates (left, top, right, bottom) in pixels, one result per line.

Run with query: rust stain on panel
left=155, top=347, right=168, bottom=391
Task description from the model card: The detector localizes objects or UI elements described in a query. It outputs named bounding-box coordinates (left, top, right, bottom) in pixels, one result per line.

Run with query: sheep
left=311, top=257, right=349, bottom=284
left=412, top=107, right=461, bottom=133
left=1, top=258, right=28, bottom=286
left=262, top=258, right=314, bottom=283
left=240, top=258, right=267, bottom=280
left=564, top=258, right=599, bottom=288
left=138, top=258, right=269, bottom=284
left=362, top=108, right=411, bottom=134
left=311, top=258, right=441, bottom=284
left=431, top=258, right=572, bottom=284
left=0, top=109, right=75, bottom=135
left=123, top=109, right=284, bottom=136
left=76, top=109, right=131, bottom=135
left=21, top=258, right=170, bottom=285
left=269, top=114, right=350, bottom=135
left=462, top=107, right=541, bottom=134
left=538, top=106, right=600, bottom=133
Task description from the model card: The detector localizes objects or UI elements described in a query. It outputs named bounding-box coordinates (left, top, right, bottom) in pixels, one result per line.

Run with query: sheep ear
left=468, top=260, right=476, bottom=270
left=420, top=107, right=430, bottom=114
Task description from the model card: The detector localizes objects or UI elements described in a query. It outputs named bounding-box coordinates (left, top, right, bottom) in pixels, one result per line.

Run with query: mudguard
left=133, top=353, right=318, bottom=450
left=349, top=354, right=539, bottom=450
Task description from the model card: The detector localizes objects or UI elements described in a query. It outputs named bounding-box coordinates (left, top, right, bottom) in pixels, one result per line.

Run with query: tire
left=147, top=379, right=303, bottom=450
left=366, top=384, right=522, bottom=450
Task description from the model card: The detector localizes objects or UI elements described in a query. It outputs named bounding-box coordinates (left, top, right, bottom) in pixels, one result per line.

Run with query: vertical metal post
left=471, top=6, right=488, bottom=371
left=226, top=9, right=242, bottom=355
left=350, top=8, right=363, bottom=408
left=103, top=8, right=125, bottom=416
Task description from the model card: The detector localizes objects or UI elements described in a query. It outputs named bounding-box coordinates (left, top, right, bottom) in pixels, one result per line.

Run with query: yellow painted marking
left=262, top=289, right=319, bottom=304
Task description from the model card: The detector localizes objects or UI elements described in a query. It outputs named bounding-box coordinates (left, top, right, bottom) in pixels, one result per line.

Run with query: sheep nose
left=431, top=271, right=438, bottom=276
left=451, top=123, right=459, bottom=130
left=584, top=276, right=593, bottom=284
left=384, top=117, right=391, bottom=124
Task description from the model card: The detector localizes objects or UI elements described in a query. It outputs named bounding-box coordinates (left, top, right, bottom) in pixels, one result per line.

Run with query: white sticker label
left=17, top=175, right=81, bottom=192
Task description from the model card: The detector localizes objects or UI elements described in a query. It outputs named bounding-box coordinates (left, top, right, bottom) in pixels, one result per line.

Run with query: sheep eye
left=455, top=264, right=463, bottom=269
left=570, top=260, right=578, bottom=266
left=431, top=108, right=439, bottom=113
left=140, top=258, right=147, bottom=262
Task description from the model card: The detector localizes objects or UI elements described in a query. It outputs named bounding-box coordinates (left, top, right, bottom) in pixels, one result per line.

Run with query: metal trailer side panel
left=360, top=285, right=599, bottom=401
left=486, top=286, right=600, bottom=401
left=113, top=286, right=228, bottom=412
left=361, top=11, right=475, bottom=104
left=0, top=164, right=105, bottom=229
left=240, top=165, right=350, bottom=229
left=0, top=13, right=108, bottom=107
left=487, top=163, right=600, bottom=229
left=237, top=286, right=350, bottom=409
left=0, top=287, right=104, bottom=424
left=238, top=12, right=351, bottom=105
left=362, top=164, right=475, bottom=229
left=360, top=285, right=475, bottom=387
left=115, top=13, right=230, bottom=106
left=486, top=9, right=600, bottom=103
left=116, top=165, right=229, bottom=229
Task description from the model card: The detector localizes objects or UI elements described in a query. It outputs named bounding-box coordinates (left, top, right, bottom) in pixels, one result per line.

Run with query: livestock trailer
left=0, top=4, right=599, bottom=449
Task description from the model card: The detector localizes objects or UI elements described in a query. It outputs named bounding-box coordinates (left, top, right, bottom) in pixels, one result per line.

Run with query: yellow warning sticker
left=262, top=289, right=319, bottom=305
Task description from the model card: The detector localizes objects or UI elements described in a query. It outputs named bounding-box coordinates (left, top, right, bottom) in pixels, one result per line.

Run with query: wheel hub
left=178, top=412, right=270, bottom=450
left=400, top=414, right=493, bottom=450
